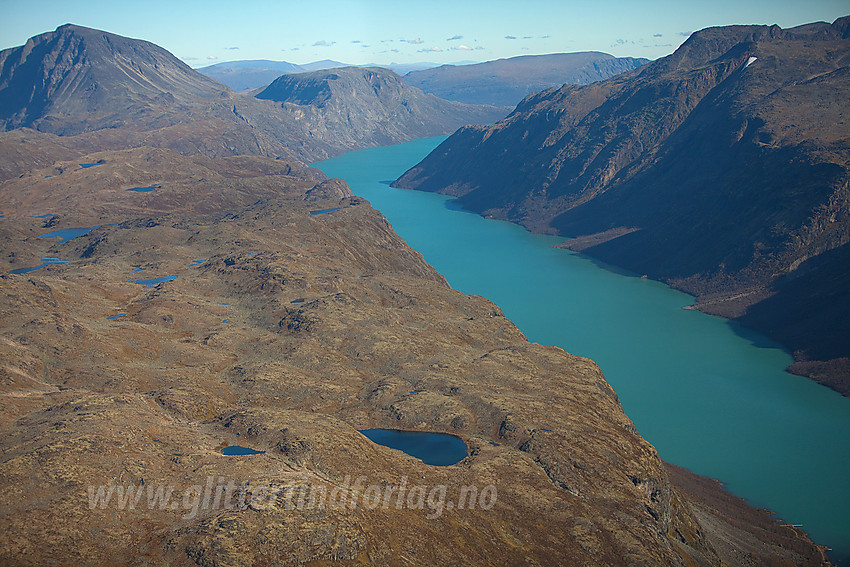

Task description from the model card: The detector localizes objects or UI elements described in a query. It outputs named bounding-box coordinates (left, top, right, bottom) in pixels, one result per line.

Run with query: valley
left=0, top=15, right=846, bottom=566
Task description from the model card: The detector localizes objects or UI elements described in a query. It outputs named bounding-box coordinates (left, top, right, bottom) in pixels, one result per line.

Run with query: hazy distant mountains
left=0, top=25, right=504, bottom=168
left=402, top=53, right=649, bottom=107
left=197, top=59, right=344, bottom=91
left=199, top=53, right=649, bottom=106
left=197, top=59, right=445, bottom=91
left=256, top=67, right=506, bottom=149
left=395, top=17, right=850, bottom=393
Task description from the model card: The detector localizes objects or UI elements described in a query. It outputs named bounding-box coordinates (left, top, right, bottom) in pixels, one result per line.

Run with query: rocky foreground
left=0, top=147, right=830, bottom=565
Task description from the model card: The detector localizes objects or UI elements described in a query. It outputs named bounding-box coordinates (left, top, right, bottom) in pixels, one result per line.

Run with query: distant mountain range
left=197, top=59, right=345, bottom=91
left=394, top=17, right=850, bottom=394
left=401, top=53, right=650, bottom=107
left=198, top=53, right=649, bottom=106
left=197, top=59, right=448, bottom=91
left=0, top=25, right=504, bottom=169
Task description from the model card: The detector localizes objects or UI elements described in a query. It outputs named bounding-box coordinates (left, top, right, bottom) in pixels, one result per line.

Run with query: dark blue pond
left=107, top=313, right=126, bottom=320
left=221, top=446, right=265, bottom=456
left=189, top=259, right=205, bottom=267
left=39, top=226, right=98, bottom=242
left=10, top=257, right=69, bottom=274
left=131, top=267, right=146, bottom=272
left=31, top=213, right=55, bottom=218
left=132, top=275, right=176, bottom=287
left=126, top=184, right=161, bottom=192
left=79, top=163, right=101, bottom=169
left=359, top=429, right=468, bottom=466
left=310, top=208, right=340, bottom=215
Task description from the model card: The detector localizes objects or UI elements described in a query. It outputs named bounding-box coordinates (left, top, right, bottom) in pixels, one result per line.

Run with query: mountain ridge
left=0, top=25, right=505, bottom=168
left=393, top=16, right=850, bottom=394
left=402, top=52, right=650, bottom=106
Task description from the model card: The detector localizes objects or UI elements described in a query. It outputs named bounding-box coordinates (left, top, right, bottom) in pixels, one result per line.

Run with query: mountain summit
left=0, top=24, right=228, bottom=134
left=256, top=66, right=507, bottom=148
left=0, top=26, right=505, bottom=164
left=394, top=17, right=850, bottom=393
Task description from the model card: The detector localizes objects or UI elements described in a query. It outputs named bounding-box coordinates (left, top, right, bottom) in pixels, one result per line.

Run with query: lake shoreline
left=315, top=136, right=850, bottom=562
left=448, top=205, right=848, bottom=397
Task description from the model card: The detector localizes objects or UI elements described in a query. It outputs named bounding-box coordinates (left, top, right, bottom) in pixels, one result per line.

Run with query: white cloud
left=401, top=38, right=424, bottom=45
left=312, top=40, right=335, bottom=47
left=418, top=46, right=442, bottom=52
left=206, top=55, right=218, bottom=60
left=447, top=35, right=463, bottom=41
left=452, top=44, right=473, bottom=51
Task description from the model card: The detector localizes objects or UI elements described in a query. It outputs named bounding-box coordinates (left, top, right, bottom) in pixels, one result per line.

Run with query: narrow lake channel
left=315, top=136, right=850, bottom=560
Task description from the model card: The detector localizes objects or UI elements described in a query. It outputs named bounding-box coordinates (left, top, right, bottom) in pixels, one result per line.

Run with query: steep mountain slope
left=0, top=26, right=504, bottom=166
left=256, top=66, right=508, bottom=148
left=402, top=52, right=649, bottom=106
left=0, top=24, right=229, bottom=134
left=394, top=17, right=850, bottom=393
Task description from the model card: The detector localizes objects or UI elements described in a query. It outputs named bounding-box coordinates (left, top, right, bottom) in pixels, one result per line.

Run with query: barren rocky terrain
left=0, top=146, right=830, bottom=565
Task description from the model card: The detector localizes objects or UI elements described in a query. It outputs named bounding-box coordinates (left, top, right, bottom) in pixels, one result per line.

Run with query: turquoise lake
left=315, top=136, right=850, bottom=561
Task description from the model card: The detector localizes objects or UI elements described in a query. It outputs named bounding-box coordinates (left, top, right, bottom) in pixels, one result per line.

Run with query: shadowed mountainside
left=394, top=17, right=850, bottom=394
left=402, top=52, right=649, bottom=107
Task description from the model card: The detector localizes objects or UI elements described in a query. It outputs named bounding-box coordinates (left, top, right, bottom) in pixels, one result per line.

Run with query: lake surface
left=315, top=137, right=850, bottom=561
left=10, top=257, right=68, bottom=274
left=132, top=275, right=176, bottom=287
left=359, top=429, right=468, bottom=466
left=127, top=184, right=161, bottom=192
left=39, top=226, right=97, bottom=242
left=221, top=446, right=265, bottom=456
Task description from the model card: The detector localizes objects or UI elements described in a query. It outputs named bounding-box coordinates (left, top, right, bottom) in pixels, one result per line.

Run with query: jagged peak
left=833, top=15, right=850, bottom=38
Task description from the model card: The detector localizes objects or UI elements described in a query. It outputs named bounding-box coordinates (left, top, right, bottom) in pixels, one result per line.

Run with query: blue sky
left=0, top=0, right=847, bottom=67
